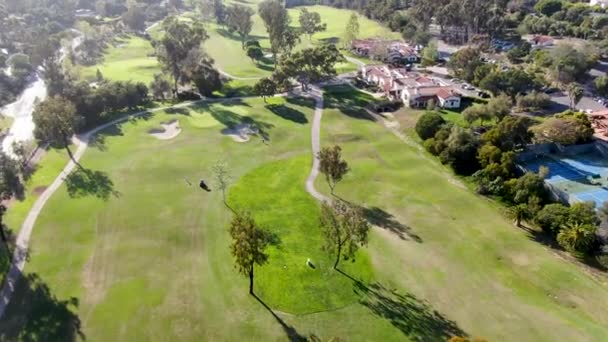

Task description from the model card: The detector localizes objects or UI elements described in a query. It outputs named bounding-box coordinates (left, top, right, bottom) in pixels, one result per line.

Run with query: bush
left=534, top=203, right=571, bottom=234
left=516, top=91, right=551, bottom=111
left=415, top=111, right=445, bottom=140
left=596, top=245, right=608, bottom=269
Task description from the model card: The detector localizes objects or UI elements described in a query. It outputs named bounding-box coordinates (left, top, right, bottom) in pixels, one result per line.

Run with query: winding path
left=305, top=86, right=330, bottom=203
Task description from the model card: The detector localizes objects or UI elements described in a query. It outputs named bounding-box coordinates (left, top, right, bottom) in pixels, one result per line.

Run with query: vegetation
left=225, top=4, right=254, bottom=48
left=319, top=200, right=370, bottom=269
left=318, top=145, right=350, bottom=194
left=229, top=211, right=270, bottom=294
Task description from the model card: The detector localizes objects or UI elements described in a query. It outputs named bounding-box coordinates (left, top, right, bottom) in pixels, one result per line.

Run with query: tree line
left=415, top=103, right=603, bottom=259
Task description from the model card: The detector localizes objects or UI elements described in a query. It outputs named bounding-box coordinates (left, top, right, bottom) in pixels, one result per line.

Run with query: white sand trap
left=149, top=119, right=181, bottom=140
left=221, top=123, right=259, bottom=143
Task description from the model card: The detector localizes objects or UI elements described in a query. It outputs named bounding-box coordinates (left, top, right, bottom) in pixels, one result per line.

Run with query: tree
left=258, top=0, right=300, bottom=61
left=246, top=45, right=264, bottom=63
left=299, top=8, right=326, bottom=41
left=253, top=77, right=278, bottom=103
left=150, top=73, right=172, bottom=100
left=319, top=200, right=370, bottom=269
left=211, top=160, right=231, bottom=204
left=0, top=204, right=11, bottom=259
left=0, top=150, right=23, bottom=201
left=482, top=116, right=534, bottom=150
left=534, top=203, right=571, bottom=234
left=507, top=204, right=529, bottom=227
left=32, top=96, right=83, bottom=167
left=557, top=222, right=597, bottom=255
left=421, top=39, right=438, bottom=67
left=225, top=5, right=254, bottom=49
left=156, top=16, right=209, bottom=95
left=531, top=116, right=592, bottom=145
left=534, top=0, right=563, bottom=17
left=440, top=126, right=480, bottom=175
left=567, top=83, right=583, bottom=110
left=594, top=75, right=608, bottom=97
left=276, top=45, right=343, bottom=90
left=318, top=145, right=349, bottom=195
left=448, top=47, right=482, bottom=83
left=343, top=13, right=360, bottom=48
left=229, top=211, right=270, bottom=294
left=122, top=5, right=146, bottom=31
left=486, top=94, right=512, bottom=122
left=415, top=112, right=446, bottom=140
left=213, top=0, right=226, bottom=25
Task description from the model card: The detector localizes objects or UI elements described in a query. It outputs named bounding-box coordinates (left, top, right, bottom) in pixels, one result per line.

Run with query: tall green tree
left=258, top=0, right=300, bottom=62
left=228, top=211, right=270, bottom=295
left=448, top=47, right=482, bottom=83
left=155, top=16, right=209, bottom=95
left=299, top=7, right=326, bottom=41
left=253, top=77, right=278, bottom=103
left=319, top=200, right=370, bottom=269
left=594, top=75, right=608, bottom=97
left=276, top=45, right=344, bottom=90
left=32, top=96, right=83, bottom=167
left=342, top=13, right=360, bottom=48
left=0, top=151, right=22, bottom=201
left=318, top=145, right=349, bottom=195
left=225, top=4, right=254, bottom=48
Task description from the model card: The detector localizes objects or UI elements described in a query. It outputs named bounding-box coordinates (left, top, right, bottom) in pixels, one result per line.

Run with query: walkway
left=304, top=86, right=330, bottom=203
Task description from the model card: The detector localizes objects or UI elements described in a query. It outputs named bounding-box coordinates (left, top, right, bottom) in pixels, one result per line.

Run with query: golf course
left=2, top=2, right=608, bottom=341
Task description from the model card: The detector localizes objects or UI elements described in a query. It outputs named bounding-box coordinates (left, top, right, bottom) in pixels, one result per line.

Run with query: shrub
left=415, top=111, right=445, bottom=140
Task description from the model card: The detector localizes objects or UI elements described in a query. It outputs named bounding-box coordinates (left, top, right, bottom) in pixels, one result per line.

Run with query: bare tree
left=211, top=160, right=232, bottom=204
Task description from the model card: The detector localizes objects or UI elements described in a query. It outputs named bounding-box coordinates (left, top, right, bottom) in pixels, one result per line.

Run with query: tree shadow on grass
left=64, top=169, right=120, bottom=201
left=216, top=28, right=267, bottom=44
left=252, top=294, right=306, bottom=342
left=165, top=107, right=190, bottom=116
left=323, top=87, right=376, bottom=121
left=362, top=207, right=422, bottom=243
left=0, top=271, right=84, bottom=341
left=208, top=108, right=274, bottom=141
left=285, top=97, right=316, bottom=109
left=265, top=104, right=308, bottom=124
left=337, top=269, right=466, bottom=341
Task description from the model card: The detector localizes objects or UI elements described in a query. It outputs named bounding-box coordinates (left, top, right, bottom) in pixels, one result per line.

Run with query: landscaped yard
left=1, top=85, right=608, bottom=341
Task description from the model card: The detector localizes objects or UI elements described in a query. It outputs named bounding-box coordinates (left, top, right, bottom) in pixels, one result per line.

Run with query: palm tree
left=557, top=222, right=597, bottom=255
left=507, top=204, right=528, bottom=227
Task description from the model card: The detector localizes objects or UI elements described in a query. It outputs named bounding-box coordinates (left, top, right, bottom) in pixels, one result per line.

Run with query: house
left=531, top=35, right=554, bottom=47
left=361, top=64, right=461, bottom=109
left=589, top=110, right=608, bottom=141
left=351, top=39, right=419, bottom=64
left=402, top=86, right=461, bottom=109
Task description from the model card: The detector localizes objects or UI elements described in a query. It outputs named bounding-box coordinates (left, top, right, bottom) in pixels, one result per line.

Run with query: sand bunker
left=221, top=123, right=259, bottom=143
left=148, top=119, right=181, bottom=140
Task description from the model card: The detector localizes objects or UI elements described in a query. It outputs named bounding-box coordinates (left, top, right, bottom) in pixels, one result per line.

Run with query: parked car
left=461, top=84, right=475, bottom=91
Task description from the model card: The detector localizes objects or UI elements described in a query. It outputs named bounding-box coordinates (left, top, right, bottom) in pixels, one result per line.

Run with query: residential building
left=361, top=65, right=461, bottom=109
left=531, top=35, right=554, bottom=47
left=351, top=39, right=419, bottom=64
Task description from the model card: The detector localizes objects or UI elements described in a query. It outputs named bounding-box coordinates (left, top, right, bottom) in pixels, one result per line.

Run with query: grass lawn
left=78, top=35, right=160, bottom=84
left=0, top=114, right=12, bottom=132
left=3, top=86, right=608, bottom=341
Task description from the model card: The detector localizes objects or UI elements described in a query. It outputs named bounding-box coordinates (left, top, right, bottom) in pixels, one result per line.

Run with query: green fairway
left=78, top=35, right=160, bottom=84
left=3, top=86, right=608, bottom=341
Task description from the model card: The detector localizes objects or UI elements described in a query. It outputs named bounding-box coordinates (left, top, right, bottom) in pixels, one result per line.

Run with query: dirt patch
left=32, top=186, right=47, bottom=195
left=149, top=119, right=181, bottom=140
left=221, top=123, right=259, bottom=143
